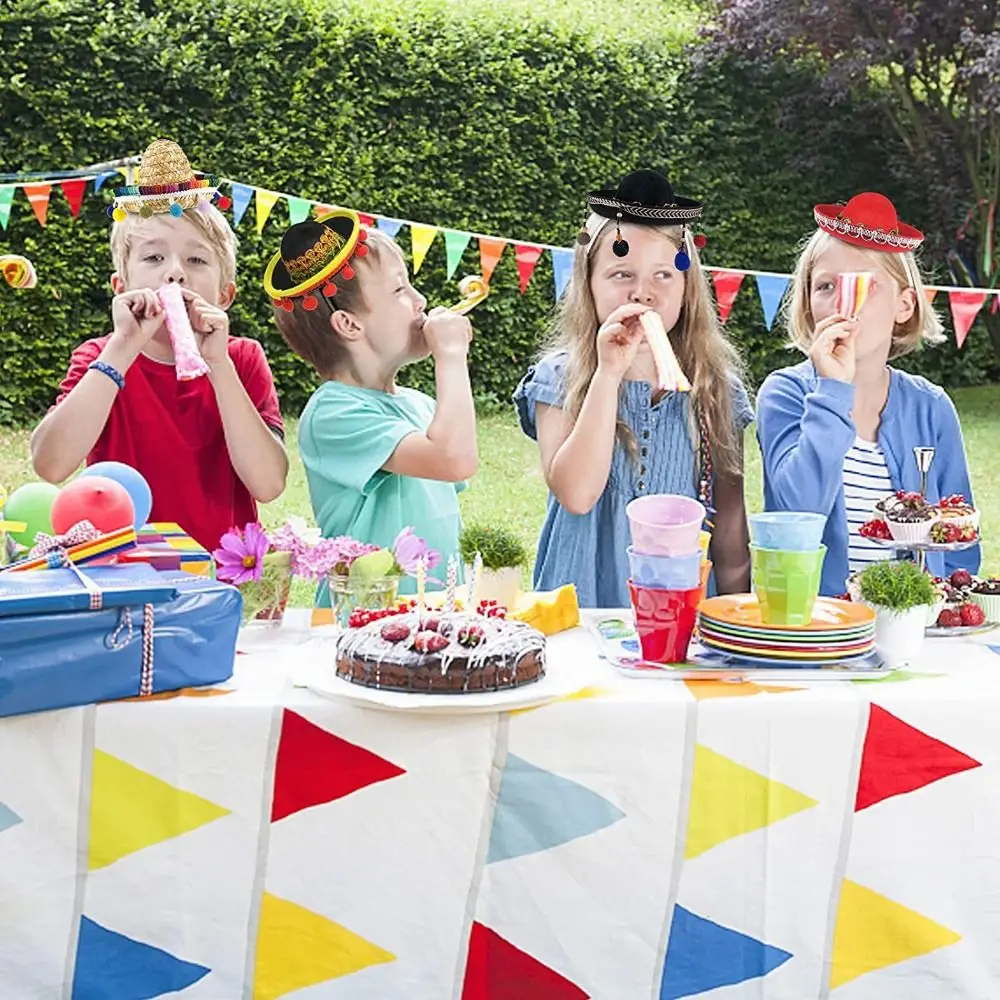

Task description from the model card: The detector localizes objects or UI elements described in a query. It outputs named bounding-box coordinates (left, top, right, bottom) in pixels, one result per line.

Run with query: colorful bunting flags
left=1, top=167, right=998, bottom=348
left=754, top=274, right=789, bottom=331
left=22, top=183, right=51, bottom=227
left=514, top=243, right=544, bottom=294
left=230, top=183, right=253, bottom=228
left=60, top=178, right=86, bottom=218
left=712, top=270, right=745, bottom=324
left=551, top=248, right=573, bottom=300
left=377, top=218, right=404, bottom=240
left=410, top=224, right=438, bottom=273
left=948, top=290, right=989, bottom=349
left=479, top=237, right=506, bottom=285
left=0, top=186, right=13, bottom=231
left=287, top=197, right=311, bottom=225
left=444, top=230, right=472, bottom=280
left=255, top=189, right=280, bottom=235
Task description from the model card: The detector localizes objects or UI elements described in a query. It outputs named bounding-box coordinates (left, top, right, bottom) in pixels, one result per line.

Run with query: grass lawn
left=2, top=385, right=997, bottom=604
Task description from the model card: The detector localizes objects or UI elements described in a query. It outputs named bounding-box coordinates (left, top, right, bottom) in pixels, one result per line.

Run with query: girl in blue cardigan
left=756, top=192, right=980, bottom=596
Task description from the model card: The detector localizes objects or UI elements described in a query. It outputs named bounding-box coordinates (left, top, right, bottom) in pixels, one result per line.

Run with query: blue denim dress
left=513, top=352, right=753, bottom=608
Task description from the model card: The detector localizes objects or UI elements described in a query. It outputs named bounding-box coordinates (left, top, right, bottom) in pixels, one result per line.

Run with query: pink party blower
left=157, top=283, right=210, bottom=381
left=836, top=271, right=875, bottom=320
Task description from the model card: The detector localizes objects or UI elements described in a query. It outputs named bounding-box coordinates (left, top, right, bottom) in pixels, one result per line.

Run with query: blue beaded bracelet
left=88, top=360, right=125, bottom=391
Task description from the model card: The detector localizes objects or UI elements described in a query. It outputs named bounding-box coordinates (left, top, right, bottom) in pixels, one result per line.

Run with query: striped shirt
left=843, top=437, right=895, bottom=570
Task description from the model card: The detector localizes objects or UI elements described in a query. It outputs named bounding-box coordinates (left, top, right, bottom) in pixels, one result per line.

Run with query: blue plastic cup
left=627, top=546, right=702, bottom=590
left=749, top=512, right=826, bottom=552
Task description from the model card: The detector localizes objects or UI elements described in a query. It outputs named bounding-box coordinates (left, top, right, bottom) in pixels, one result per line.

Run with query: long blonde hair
left=786, top=230, right=945, bottom=358
left=539, top=220, right=746, bottom=477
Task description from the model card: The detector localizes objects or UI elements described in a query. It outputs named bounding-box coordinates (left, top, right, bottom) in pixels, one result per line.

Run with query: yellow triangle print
left=684, top=679, right=804, bottom=700
left=89, top=751, right=230, bottom=870
left=253, top=892, right=395, bottom=999
left=511, top=684, right=615, bottom=716
left=685, top=744, right=817, bottom=859
left=830, top=879, right=961, bottom=989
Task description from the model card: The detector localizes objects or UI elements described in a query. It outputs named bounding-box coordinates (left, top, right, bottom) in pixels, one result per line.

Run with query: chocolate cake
left=336, top=610, right=546, bottom=693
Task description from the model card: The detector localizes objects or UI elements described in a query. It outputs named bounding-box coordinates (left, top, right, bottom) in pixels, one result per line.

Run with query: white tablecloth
left=2, top=613, right=999, bottom=999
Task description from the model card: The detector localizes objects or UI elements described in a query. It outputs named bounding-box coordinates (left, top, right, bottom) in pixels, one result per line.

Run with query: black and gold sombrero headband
left=263, top=209, right=369, bottom=312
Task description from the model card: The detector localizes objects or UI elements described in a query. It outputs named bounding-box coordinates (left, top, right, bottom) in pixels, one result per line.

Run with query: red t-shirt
left=55, top=336, right=284, bottom=552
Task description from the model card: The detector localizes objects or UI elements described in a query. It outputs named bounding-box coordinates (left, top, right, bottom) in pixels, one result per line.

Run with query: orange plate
left=698, top=593, right=875, bottom=632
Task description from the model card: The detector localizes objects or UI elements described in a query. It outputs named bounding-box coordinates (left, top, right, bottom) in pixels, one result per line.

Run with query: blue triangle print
left=486, top=753, right=625, bottom=864
left=72, top=916, right=210, bottom=1000
left=0, top=801, right=22, bottom=834
left=660, top=906, right=792, bottom=999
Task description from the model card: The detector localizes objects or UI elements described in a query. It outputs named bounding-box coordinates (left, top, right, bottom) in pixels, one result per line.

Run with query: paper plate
left=698, top=594, right=875, bottom=632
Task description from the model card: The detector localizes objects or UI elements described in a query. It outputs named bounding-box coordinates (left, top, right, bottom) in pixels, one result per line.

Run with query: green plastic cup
left=751, top=545, right=827, bottom=626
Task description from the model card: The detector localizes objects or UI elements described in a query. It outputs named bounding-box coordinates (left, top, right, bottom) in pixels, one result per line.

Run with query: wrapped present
left=3, top=522, right=137, bottom=573
left=0, top=569, right=241, bottom=718
left=0, top=564, right=177, bottom=617
left=135, top=523, right=214, bottom=577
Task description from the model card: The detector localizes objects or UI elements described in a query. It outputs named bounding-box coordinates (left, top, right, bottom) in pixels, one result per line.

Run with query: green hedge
left=1, top=0, right=995, bottom=428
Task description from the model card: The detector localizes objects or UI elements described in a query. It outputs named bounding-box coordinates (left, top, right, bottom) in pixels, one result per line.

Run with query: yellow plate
left=698, top=593, right=875, bottom=632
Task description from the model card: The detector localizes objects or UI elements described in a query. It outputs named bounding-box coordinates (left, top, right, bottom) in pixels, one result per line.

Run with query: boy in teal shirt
left=264, top=210, right=477, bottom=594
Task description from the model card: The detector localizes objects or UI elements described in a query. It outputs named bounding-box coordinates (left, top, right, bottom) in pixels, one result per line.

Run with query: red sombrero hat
left=814, top=192, right=923, bottom=252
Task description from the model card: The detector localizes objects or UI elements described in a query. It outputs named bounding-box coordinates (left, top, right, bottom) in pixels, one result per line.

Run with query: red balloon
left=50, top=476, right=135, bottom=536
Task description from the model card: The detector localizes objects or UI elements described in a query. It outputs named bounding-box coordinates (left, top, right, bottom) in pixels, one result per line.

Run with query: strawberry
left=950, top=569, right=973, bottom=590
left=413, top=630, right=449, bottom=654
left=458, top=623, right=485, bottom=647
left=960, top=603, right=986, bottom=627
left=380, top=622, right=411, bottom=643
left=418, top=617, right=441, bottom=632
left=936, top=607, right=963, bottom=628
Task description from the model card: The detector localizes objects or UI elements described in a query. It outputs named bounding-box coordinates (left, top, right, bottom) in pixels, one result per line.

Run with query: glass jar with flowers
left=213, top=523, right=293, bottom=626
left=325, top=527, right=440, bottom=627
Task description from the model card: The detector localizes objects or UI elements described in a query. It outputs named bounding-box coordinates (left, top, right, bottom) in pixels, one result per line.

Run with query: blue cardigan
left=756, top=361, right=980, bottom=596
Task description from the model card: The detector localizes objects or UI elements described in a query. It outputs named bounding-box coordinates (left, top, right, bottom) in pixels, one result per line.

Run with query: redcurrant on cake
left=336, top=601, right=546, bottom=693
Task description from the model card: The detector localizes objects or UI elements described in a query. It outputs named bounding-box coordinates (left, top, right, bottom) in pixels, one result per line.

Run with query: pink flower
left=392, top=527, right=440, bottom=576
left=213, top=522, right=270, bottom=585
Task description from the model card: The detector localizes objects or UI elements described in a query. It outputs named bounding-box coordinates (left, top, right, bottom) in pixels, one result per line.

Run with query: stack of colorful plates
left=697, top=594, right=876, bottom=666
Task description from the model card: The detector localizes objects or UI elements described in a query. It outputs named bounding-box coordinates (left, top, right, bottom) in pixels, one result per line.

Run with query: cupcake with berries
left=881, top=490, right=938, bottom=545
left=934, top=494, right=980, bottom=539
left=969, top=577, right=1000, bottom=624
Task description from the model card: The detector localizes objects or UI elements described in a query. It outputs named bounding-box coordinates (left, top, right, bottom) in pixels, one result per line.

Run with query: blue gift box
left=0, top=571, right=242, bottom=718
left=0, top=565, right=179, bottom=617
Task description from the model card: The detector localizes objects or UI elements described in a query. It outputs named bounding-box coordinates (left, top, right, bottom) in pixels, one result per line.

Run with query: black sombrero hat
left=264, top=209, right=369, bottom=312
left=578, top=169, right=705, bottom=270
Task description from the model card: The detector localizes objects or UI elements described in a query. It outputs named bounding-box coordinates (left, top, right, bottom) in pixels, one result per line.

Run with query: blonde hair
left=787, top=229, right=945, bottom=358
left=540, top=219, right=746, bottom=478
left=272, top=228, right=401, bottom=377
left=110, top=205, right=239, bottom=288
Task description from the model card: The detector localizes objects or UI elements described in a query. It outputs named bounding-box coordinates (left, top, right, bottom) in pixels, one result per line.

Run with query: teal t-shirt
left=299, top=380, right=463, bottom=597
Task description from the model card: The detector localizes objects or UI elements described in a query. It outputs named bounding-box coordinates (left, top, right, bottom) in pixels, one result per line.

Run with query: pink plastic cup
left=626, top=494, right=706, bottom=557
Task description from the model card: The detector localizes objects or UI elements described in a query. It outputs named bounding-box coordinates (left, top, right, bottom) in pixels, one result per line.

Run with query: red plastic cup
left=628, top=580, right=702, bottom=663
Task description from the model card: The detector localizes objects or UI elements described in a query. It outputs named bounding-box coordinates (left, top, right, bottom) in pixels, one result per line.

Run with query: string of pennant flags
left=1, top=166, right=998, bottom=349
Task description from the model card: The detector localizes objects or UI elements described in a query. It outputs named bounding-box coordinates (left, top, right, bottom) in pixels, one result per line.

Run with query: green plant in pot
left=460, top=524, right=529, bottom=610
left=858, top=560, right=934, bottom=666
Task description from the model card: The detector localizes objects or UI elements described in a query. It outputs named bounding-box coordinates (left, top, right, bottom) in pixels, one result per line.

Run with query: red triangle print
left=461, top=922, right=589, bottom=1000
left=270, top=710, right=405, bottom=822
left=60, top=178, right=87, bottom=218
left=855, top=704, right=980, bottom=811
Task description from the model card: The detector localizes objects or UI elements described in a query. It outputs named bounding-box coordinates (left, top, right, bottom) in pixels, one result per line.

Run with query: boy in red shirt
left=31, top=140, right=288, bottom=550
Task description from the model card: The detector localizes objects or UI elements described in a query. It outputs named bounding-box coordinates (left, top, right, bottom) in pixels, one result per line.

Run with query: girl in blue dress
left=513, top=169, right=753, bottom=608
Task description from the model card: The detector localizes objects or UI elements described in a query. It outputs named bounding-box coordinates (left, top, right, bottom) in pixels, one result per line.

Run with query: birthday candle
left=416, top=556, right=427, bottom=613
left=445, top=555, right=457, bottom=612
left=468, top=552, right=483, bottom=609
left=836, top=271, right=875, bottom=320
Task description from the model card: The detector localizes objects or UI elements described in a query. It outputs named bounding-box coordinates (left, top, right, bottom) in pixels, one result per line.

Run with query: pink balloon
left=51, top=476, right=135, bottom=536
